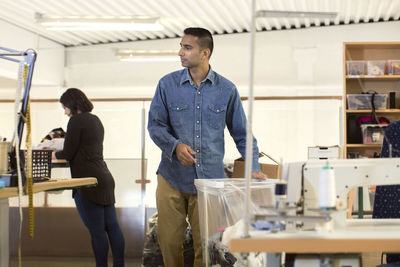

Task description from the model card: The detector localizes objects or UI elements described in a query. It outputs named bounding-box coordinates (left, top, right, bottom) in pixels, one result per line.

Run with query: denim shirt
left=148, top=67, right=261, bottom=194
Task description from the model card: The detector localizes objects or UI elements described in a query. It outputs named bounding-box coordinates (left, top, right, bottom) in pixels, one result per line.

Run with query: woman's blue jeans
left=74, top=189, right=125, bottom=267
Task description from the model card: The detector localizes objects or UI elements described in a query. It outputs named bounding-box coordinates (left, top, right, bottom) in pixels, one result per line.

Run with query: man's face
left=179, top=34, right=205, bottom=68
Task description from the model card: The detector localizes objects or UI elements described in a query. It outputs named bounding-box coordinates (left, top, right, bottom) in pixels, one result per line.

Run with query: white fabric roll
left=318, top=165, right=336, bottom=208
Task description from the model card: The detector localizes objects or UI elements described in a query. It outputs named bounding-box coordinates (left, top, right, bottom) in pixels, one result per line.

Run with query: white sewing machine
left=230, top=158, right=400, bottom=267
left=284, top=158, right=400, bottom=227
left=280, top=158, right=400, bottom=266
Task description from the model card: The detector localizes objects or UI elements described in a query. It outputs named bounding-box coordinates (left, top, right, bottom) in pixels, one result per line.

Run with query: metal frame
left=0, top=46, right=37, bottom=147
left=244, top=5, right=338, bottom=238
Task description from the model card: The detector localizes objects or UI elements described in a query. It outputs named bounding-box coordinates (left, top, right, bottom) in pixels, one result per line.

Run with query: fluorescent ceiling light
left=35, top=13, right=163, bottom=31
left=256, top=10, right=337, bottom=19
left=116, top=49, right=179, bottom=62
left=120, top=57, right=179, bottom=62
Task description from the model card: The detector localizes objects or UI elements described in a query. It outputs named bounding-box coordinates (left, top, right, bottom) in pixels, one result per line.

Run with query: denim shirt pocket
left=168, top=103, right=189, bottom=128
left=207, top=104, right=226, bottom=129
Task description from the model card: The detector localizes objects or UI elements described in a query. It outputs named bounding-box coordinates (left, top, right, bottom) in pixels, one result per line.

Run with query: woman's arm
left=55, top=116, right=81, bottom=161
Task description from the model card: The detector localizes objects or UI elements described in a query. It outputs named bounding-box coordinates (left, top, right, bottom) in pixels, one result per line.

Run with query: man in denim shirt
left=148, top=27, right=267, bottom=267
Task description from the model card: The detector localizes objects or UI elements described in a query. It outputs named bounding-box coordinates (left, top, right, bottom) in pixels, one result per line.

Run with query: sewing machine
left=284, top=158, right=400, bottom=228
left=230, top=158, right=400, bottom=267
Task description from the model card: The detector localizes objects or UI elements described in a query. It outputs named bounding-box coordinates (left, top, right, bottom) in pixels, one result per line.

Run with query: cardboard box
left=232, top=152, right=280, bottom=179
left=308, top=146, right=340, bottom=160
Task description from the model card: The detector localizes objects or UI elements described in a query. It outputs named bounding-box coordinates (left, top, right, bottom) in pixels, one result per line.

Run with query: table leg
left=0, top=198, right=9, bottom=267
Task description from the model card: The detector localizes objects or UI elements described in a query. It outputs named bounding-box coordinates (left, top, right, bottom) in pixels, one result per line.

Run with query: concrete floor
left=9, top=256, right=142, bottom=267
left=8, top=253, right=384, bottom=267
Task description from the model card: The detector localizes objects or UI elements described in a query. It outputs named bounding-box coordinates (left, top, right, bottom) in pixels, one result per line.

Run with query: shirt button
left=196, top=120, right=200, bottom=124
left=197, top=106, right=200, bottom=109
left=197, top=164, right=200, bottom=167
left=196, top=149, right=200, bottom=152
left=196, top=135, right=199, bottom=138
left=217, top=109, right=219, bottom=112
left=198, top=91, right=201, bottom=95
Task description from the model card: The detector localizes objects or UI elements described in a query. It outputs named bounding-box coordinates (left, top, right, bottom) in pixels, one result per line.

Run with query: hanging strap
left=370, top=92, right=379, bottom=124
left=14, top=59, right=24, bottom=267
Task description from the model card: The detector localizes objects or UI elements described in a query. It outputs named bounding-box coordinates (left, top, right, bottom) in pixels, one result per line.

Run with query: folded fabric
left=251, top=220, right=284, bottom=231
left=35, top=138, right=64, bottom=150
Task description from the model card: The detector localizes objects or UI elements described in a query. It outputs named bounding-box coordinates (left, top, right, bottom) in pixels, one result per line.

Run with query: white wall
left=0, top=20, right=65, bottom=98
left=64, top=21, right=400, bottom=97
left=1, top=21, right=400, bottom=207
left=62, top=20, right=400, bottom=163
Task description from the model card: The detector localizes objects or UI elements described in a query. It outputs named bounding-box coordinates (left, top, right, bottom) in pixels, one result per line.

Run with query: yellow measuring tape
left=26, top=100, right=34, bottom=238
left=23, top=64, right=34, bottom=238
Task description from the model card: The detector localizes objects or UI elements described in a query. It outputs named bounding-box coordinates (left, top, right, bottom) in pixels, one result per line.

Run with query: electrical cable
left=13, top=60, right=24, bottom=267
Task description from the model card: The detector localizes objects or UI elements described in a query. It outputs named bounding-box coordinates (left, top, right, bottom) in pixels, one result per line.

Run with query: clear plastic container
left=347, top=94, right=387, bottom=110
left=360, top=124, right=387, bottom=144
left=387, top=60, right=400, bottom=75
left=195, top=178, right=276, bottom=266
left=346, top=60, right=365, bottom=75
left=367, top=60, right=386, bottom=75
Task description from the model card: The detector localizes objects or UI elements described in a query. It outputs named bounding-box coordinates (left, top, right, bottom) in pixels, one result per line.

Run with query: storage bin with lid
left=347, top=94, right=387, bottom=110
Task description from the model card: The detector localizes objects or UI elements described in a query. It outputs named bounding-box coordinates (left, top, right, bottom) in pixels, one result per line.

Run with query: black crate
left=8, top=149, right=52, bottom=186
left=20, top=150, right=52, bottom=181
left=30, top=150, right=52, bottom=180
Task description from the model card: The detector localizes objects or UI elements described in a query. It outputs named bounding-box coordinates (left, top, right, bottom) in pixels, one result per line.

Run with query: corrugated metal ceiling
left=0, top=0, right=399, bottom=47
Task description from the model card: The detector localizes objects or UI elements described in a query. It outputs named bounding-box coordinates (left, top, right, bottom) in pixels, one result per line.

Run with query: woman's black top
left=55, top=112, right=115, bottom=205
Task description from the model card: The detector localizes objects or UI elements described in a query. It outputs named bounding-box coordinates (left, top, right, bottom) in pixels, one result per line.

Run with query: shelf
left=344, top=42, right=400, bottom=159
left=346, top=144, right=382, bottom=148
left=346, top=109, right=400, bottom=113
left=344, top=42, right=400, bottom=49
left=346, top=75, right=400, bottom=79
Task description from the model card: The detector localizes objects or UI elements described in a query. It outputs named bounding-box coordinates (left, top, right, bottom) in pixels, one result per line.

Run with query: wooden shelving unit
left=343, top=42, right=400, bottom=158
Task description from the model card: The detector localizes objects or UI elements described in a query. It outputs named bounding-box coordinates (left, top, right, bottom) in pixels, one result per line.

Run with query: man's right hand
left=175, top=143, right=196, bottom=166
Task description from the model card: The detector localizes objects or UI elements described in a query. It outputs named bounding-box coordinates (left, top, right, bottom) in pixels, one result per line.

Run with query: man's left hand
left=251, top=171, right=268, bottom=179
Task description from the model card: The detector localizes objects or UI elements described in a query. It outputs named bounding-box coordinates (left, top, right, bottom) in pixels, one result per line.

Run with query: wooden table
left=0, top=178, right=97, bottom=199
left=230, top=219, right=400, bottom=253
left=0, top=177, right=97, bottom=267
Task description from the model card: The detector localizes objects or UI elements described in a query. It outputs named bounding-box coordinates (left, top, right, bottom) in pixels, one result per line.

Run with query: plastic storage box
left=347, top=94, right=387, bottom=110
left=346, top=60, right=365, bottom=75
left=367, top=60, right=386, bottom=75
left=388, top=60, right=400, bottom=75
left=360, top=124, right=387, bottom=144
left=308, top=146, right=340, bottom=160
left=195, top=178, right=276, bottom=266
left=0, top=174, right=11, bottom=187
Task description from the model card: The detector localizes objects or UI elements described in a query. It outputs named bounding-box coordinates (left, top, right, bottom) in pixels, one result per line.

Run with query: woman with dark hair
left=53, top=88, right=125, bottom=267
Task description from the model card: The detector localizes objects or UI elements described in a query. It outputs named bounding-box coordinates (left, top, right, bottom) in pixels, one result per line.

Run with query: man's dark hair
left=60, top=88, right=93, bottom=115
left=184, top=27, right=213, bottom=57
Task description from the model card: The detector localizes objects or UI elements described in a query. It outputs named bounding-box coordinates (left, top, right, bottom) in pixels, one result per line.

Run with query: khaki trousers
left=156, top=174, right=203, bottom=267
